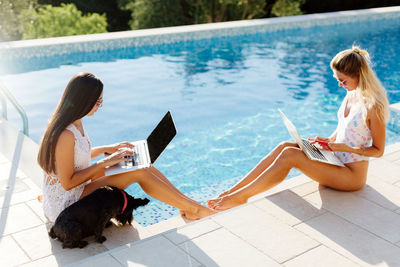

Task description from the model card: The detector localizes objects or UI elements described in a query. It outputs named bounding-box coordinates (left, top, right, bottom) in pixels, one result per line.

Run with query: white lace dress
left=42, top=124, right=92, bottom=222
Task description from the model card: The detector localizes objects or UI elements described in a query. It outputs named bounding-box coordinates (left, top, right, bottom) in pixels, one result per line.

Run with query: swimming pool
left=1, top=8, right=400, bottom=226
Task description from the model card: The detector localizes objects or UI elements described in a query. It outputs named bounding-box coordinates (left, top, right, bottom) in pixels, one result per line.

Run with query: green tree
left=119, top=0, right=305, bottom=30
left=0, top=0, right=37, bottom=41
left=127, top=0, right=184, bottom=29
left=120, top=0, right=269, bottom=30
left=186, top=0, right=267, bottom=23
left=38, top=0, right=131, bottom=32
left=19, top=3, right=107, bottom=40
left=271, top=0, right=304, bottom=17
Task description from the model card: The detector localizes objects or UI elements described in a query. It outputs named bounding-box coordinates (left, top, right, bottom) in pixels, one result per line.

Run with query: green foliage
left=120, top=0, right=268, bottom=30
left=0, top=0, right=37, bottom=41
left=19, top=3, right=107, bottom=40
left=186, top=0, right=266, bottom=23
left=127, top=0, right=184, bottom=29
left=271, top=0, right=304, bottom=17
left=38, top=0, right=131, bottom=32
left=224, top=0, right=267, bottom=20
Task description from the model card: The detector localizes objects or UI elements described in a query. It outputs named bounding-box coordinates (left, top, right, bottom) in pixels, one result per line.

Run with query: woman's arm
left=361, top=106, right=386, bottom=157
left=56, top=131, right=133, bottom=190
left=91, top=146, right=108, bottom=159
left=329, top=106, right=386, bottom=157
left=309, top=129, right=337, bottom=143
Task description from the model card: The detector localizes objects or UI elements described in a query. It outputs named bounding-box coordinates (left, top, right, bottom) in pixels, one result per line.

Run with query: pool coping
left=1, top=6, right=400, bottom=59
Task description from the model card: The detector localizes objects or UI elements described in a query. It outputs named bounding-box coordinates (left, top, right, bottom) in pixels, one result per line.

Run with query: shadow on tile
left=44, top=222, right=144, bottom=266
left=262, top=184, right=400, bottom=265
left=111, top=234, right=211, bottom=267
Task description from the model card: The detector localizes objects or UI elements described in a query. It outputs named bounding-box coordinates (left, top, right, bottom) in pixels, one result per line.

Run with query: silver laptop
left=278, top=109, right=344, bottom=167
left=105, top=111, right=177, bottom=176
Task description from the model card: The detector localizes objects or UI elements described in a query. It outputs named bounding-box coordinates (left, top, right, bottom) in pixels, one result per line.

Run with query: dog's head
left=115, top=192, right=150, bottom=225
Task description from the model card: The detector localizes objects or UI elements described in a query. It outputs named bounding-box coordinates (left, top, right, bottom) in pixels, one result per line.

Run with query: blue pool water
left=1, top=15, right=400, bottom=226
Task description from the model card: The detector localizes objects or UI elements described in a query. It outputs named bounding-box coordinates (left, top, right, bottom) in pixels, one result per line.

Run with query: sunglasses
left=96, top=97, right=103, bottom=107
left=333, top=75, right=347, bottom=86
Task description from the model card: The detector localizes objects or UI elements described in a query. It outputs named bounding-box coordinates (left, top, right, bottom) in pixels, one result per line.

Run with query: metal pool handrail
left=0, top=80, right=29, bottom=136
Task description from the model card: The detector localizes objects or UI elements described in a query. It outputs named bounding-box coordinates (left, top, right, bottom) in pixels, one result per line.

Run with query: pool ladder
left=0, top=80, right=29, bottom=136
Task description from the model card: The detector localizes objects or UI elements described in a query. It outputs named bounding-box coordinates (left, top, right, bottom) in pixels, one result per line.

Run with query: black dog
left=49, top=186, right=149, bottom=249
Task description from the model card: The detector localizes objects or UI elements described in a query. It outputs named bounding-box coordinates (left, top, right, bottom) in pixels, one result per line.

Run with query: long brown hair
left=330, top=46, right=389, bottom=123
left=38, top=72, right=103, bottom=174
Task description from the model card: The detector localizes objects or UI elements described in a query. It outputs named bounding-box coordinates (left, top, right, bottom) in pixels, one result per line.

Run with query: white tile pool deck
left=1, top=140, right=400, bottom=266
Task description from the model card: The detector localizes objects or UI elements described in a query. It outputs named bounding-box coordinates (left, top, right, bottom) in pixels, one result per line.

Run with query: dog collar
left=120, top=190, right=128, bottom=213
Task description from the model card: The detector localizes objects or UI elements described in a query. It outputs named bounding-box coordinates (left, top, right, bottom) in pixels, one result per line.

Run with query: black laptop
left=105, top=111, right=177, bottom=175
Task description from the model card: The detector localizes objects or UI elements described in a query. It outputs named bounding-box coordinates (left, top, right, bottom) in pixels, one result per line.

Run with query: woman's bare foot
left=207, top=195, right=247, bottom=211
left=206, top=189, right=235, bottom=208
left=218, top=190, right=231, bottom=198
left=184, top=206, right=217, bottom=221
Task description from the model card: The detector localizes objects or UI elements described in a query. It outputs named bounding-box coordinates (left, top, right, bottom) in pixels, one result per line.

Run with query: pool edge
left=1, top=6, right=400, bottom=59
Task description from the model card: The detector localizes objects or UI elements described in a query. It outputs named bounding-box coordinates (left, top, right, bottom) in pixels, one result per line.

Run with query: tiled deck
left=1, top=140, right=400, bottom=266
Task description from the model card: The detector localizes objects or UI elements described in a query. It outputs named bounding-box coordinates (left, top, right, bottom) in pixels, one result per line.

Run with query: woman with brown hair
left=38, top=72, right=215, bottom=222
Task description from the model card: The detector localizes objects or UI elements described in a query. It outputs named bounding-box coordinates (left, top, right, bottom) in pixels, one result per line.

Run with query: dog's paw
left=62, top=242, right=74, bottom=249
left=48, top=228, right=56, bottom=239
left=105, top=221, right=113, bottom=228
left=78, top=241, right=88, bottom=248
left=96, top=236, right=106, bottom=243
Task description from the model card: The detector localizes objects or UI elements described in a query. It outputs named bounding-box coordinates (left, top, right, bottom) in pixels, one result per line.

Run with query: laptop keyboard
left=124, top=145, right=143, bottom=166
left=301, top=139, right=327, bottom=161
left=133, top=146, right=142, bottom=165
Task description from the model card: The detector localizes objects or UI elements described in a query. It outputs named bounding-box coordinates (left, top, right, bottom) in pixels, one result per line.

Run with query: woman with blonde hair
left=208, top=46, right=389, bottom=210
left=38, top=72, right=216, bottom=222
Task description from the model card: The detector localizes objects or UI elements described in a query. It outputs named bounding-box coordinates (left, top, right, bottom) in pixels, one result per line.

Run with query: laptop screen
left=278, top=109, right=303, bottom=145
left=146, top=111, right=177, bottom=164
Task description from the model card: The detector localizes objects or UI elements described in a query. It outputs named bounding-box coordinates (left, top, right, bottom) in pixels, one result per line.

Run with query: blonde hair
left=330, top=46, right=389, bottom=123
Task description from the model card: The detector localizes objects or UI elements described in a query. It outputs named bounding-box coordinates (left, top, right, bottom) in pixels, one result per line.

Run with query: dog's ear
left=134, top=197, right=150, bottom=207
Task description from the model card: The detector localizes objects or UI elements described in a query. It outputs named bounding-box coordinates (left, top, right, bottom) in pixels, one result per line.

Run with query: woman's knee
left=277, top=141, right=298, bottom=152
left=276, top=147, right=299, bottom=166
left=131, top=168, right=152, bottom=181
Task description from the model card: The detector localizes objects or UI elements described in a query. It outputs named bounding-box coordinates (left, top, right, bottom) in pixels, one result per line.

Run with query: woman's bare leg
left=81, top=168, right=216, bottom=220
left=208, top=142, right=297, bottom=204
left=148, top=166, right=195, bottom=201
left=148, top=166, right=201, bottom=217
left=208, top=146, right=368, bottom=210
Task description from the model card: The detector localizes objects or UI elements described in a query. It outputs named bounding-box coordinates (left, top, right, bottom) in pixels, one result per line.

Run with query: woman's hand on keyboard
left=104, top=141, right=135, bottom=154
left=98, top=148, right=134, bottom=167
left=308, top=136, right=333, bottom=151
left=308, top=136, right=331, bottom=143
